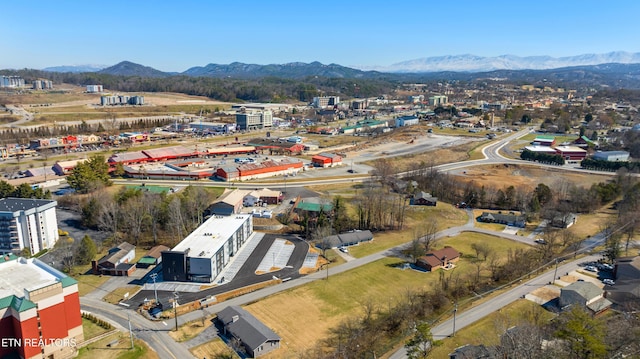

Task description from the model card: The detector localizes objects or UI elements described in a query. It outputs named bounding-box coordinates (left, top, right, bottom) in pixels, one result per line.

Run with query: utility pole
left=452, top=302, right=458, bottom=337
left=127, top=311, right=134, bottom=349
left=150, top=272, right=159, bottom=305
left=552, top=258, right=559, bottom=285
left=173, top=291, right=179, bottom=332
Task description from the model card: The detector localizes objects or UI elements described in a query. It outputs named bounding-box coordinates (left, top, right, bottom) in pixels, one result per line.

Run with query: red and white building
left=215, top=158, right=304, bottom=181
left=0, top=256, right=83, bottom=359
left=554, top=145, right=587, bottom=161
left=311, top=153, right=343, bottom=168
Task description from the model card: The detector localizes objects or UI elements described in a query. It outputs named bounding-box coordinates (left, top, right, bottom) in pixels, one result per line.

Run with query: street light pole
left=173, top=291, right=179, bottom=332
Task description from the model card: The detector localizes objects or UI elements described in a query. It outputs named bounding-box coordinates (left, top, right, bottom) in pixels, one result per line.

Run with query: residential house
left=550, top=213, right=577, bottom=228
left=416, top=247, right=461, bottom=271
left=559, top=281, right=611, bottom=315
left=411, top=191, right=437, bottom=206
left=477, top=212, right=526, bottom=228
left=92, top=242, right=136, bottom=276
left=218, top=306, right=281, bottom=357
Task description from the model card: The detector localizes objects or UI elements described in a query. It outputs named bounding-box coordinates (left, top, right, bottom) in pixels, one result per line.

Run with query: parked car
left=585, top=265, right=597, bottom=272
left=603, top=279, right=615, bottom=286
left=534, top=238, right=546, bottom=244
left=339, top=247, right=349, bottom=253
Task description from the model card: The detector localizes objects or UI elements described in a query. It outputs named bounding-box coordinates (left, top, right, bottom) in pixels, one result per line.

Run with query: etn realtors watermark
left=1, top=338, right=77, bottom=348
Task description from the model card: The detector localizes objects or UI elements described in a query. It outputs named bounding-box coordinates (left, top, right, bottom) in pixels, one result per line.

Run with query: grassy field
left=190, top=338, right=240, bottom=359
left=76, top=334, right=157, bottom=359
left=242, top=233, right=528, bottom=357
left=104, top=285, right=141, bottom=305
left=169, top=316, right=215, bottom=342
left=74, top=268, right=111, bottom=297
left=82, top=317, right=113, bottom=340
left=425, top=299, right=555, bottom=358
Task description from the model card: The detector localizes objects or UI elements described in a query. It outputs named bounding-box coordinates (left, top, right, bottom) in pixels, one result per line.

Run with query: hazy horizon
left=3, top=0, right=640, bottom=72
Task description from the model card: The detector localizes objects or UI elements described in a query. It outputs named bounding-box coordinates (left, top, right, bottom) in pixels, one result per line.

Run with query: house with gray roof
left=319, top=230, right=374, bottom=249
left=218, top=305, right=280, bottom=357
left=477, top=212, right=526, bottom=227
left=559, top=281, right=611, bottom=315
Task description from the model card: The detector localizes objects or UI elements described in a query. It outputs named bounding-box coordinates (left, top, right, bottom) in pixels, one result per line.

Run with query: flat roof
left=0, top=198, right=56, bottom=212
left=0, top=257, right=73, bottom=299
left=172, top=214, right=251, bottom=259
left=555, top=145, right=587, bottom=153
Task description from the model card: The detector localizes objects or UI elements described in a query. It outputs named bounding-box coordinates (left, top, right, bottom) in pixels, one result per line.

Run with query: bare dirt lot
left=450, top=163, right=614, bottom=192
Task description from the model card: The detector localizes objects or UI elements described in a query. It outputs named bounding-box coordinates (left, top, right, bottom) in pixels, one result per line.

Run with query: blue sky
left=2, top=0, right=640, bottom=72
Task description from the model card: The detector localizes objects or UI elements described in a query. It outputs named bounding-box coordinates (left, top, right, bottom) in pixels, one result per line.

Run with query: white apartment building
left=0, top=198, right=59, bottom=255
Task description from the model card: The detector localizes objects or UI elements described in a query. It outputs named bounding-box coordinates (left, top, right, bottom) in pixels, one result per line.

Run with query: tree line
left=1, top=69, right=397, bottom=103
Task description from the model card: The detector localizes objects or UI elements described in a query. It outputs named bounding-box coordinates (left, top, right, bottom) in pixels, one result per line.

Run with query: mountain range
left=361, top=51, right=640, bottom=73
left=40, top=51, right=640, bottom=76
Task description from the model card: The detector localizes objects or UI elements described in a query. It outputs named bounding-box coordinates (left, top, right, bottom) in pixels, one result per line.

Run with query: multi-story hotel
left=0, top=255, right=83, bottom=359
left=0, top=198, right=59, bottom=255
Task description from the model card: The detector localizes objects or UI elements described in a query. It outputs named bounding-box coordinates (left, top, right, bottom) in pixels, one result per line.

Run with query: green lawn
left=82, top=317, right=112, bottom=340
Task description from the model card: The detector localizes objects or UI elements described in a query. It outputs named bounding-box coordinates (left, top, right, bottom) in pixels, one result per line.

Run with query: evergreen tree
left=75, top=235, right=97, bottom=265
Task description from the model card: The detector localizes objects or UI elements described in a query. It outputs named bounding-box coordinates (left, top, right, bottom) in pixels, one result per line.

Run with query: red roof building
left=311, top=153, right=343, bottom=168
left=215, top=158, right=303, bottom=181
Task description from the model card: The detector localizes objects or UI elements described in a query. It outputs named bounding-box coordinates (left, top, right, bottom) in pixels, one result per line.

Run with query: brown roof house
left=411, top=191, right=437, bottom=206
left=416, top=247, right=461, bottom=272
left=559, top=281, right=612, bottom=315
left=92, top=242, right=136, bottom=276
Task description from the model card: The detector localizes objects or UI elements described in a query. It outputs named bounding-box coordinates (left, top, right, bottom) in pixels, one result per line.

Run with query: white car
left=339, top=247, right=349, bottom=253
left=585, top=266, right=597, bottom=272
left=603, top=279, right=615, bottom=286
